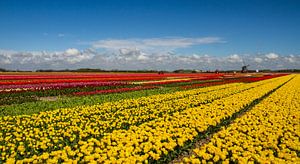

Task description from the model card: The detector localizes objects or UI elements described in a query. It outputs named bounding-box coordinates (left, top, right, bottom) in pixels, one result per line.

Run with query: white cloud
left=65, top=48, right=80, bottom=56
left=1, top=49, right=299, bottom=71
left=119, top=48, right=141, bottom=56
left=227, top=54, right=242, bottom=63
left=137, top=54, right=149, bottom=61
left=0, top=48, right=94, bottom=68
left=92, top=37, right=223, bottom=51
left=93, top=40, right=143, bottom=50
left=142, top=37, right=222, bottom=47
left=254, top=57, right=263, bottom=63
left=265, top=53, right=279, bottom=59
left=289, top=58, right=295, bottom=63
left=284, top=55, right=296, bottom=63
left=0, top=54, right=11, bottom=64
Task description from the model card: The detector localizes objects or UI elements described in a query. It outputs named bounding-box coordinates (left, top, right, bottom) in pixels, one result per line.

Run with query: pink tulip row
left=0, top=81, right=129, bottom=93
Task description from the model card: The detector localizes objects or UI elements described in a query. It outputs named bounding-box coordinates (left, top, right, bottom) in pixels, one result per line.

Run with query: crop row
left=72, top=86, right=157, bottom=96
left=0, top=82, right=245, bottom=159
left=0, top=73, right=223, bottom=85
left=0, top=75, right=292, bottom=163
left=82, top=75, right=290, bottom=163
left=0, top=87, right=178, bottom=117
left=0, top=86, right=158, bottom=106
left=0, top=76, right=226, bottom=106
left=0, top=74, right=285, bottom=107
left=182, top=75, right=300, bottom=163
left=0, top=80, right=224, bottom=106
left=0, top=81, right=244, bottom=116
left=0, top=77, right=163, bottom=85
left=181, top=74, right=287, bottom=89
left=0, top=84, right=139, bottom=106
left=147, top=74, right=286, bottom=87
left=0, top=77, right=237, bottom=106
left=0, top=73, right=222, bottom=80
left=0, top=81, right=128, bottom=92
left=1, top=74, right=285, bottom=93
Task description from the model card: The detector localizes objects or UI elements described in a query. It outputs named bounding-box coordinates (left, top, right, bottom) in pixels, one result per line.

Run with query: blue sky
left=0, top=0, right=299, bottom=70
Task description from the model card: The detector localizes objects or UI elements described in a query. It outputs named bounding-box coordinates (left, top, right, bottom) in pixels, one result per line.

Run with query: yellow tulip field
left=0, top=74, right=299, bottom=163
left=183, top=75, right=300, bottom=163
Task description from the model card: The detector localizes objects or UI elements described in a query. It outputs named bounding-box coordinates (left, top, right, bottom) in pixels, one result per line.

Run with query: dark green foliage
left=0, top=87, right=179, bottom=117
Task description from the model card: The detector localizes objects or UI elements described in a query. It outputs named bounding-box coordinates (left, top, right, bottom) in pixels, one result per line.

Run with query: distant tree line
left=35, top=68, right=165, bottom=73
left=0, top=68, right=31, bottom=72
left=274, top=69, right=300, bottom=72
left=1, top=68, right=300, bottom=73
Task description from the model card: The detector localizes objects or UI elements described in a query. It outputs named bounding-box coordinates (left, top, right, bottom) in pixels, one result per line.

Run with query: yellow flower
left=6, top=158, right=15, bottom=164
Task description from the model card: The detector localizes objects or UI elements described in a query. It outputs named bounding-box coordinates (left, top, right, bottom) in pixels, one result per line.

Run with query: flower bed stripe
left=181, top=75, right=299, bottom=163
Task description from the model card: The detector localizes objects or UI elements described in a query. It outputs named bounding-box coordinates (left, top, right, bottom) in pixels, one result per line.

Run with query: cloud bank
left=91, top=37, right=223, bottom=51
left=0, top=48, right=299, bottom=71
left=0, top=37, right=299, bottom=71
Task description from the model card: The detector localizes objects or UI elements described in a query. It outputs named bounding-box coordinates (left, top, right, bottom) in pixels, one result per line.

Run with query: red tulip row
left=242, top=74, right=289, bottom=82
left=0, top=73, right=223, bottom=80
left=0, top=77, right=163, bottom=85
left=0, top=73, right=224, bottom=85
left=181, top=74, right=288, bottom=89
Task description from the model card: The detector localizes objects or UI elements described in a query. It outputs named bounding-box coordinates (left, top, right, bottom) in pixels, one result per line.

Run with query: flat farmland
left=0, top=72, right=299, bottom=163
